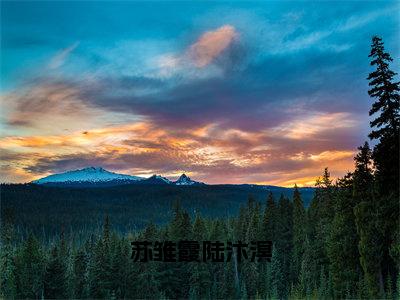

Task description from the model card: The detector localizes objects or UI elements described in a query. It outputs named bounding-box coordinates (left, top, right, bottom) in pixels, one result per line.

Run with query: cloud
left=1, top=118, right=359, bottom=186
left=1, top=79, right=115, bottom=136
left=187, top=25, right=238, bottom=67
left=153, top=25, right=240, bottom=79
left=48, top=41, right=80, bottom=69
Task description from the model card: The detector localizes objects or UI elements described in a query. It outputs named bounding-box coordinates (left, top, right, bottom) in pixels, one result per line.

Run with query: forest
left=0, top=36, right=399, bottom=299
left=0, top=183, right=314, bottom=241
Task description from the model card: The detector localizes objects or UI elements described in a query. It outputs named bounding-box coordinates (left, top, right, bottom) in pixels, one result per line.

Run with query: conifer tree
left=44, top=245, right=68, bottom=299
left=308, top=168, right=334, bottom=285
left=353, top=142, right=385, bottom=297
left=292, top=184, right=306, bottom=284
left=354, top=200, right=383, bottom=298
left=367, top=36, right=399, bottom=197
left=262, top=192, right=277, bottom=242
left=0, top=209, right=16, bottom=298
left=73, top=248, right=88, bottom=299
left=367, top=35, right=399, bottom=294
left=298, top=235, right=314, bottom=297
left=327, top=173, right=360, bottom=297
left=270, top=244, right=285, bottom=298
left=15, top=234, right=45, bottom=299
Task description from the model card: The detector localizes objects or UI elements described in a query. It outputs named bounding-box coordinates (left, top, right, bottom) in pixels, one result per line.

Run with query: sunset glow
left=1, top=1, right=399, bottom=185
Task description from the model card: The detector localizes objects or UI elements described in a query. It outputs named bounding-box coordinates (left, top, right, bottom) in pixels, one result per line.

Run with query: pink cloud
left=187, top=25, right=238, bottom=67
left=49, top=41, right=80, bottom=69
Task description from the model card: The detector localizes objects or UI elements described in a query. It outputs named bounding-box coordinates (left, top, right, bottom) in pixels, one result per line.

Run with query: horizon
left=1, top=1, right=399, bottom=186
left=8, top=165, right=316, bottom=188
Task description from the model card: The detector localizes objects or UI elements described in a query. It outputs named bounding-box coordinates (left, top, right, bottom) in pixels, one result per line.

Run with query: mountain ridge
left=32, top=167, right=207, bottom=186
left=31, top=166, right=313, bottom=189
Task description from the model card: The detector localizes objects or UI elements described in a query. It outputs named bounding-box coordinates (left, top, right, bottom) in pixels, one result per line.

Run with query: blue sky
left=1, top=1, right=399, bottom=185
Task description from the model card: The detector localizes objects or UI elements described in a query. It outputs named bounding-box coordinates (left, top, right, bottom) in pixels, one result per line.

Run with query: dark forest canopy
left=0, top=183, right=314, bottom=240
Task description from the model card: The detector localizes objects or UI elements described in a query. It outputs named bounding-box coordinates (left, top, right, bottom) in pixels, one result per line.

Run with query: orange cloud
left=275, top=112, right=357, bottom=139
left=0, top=118, right=357, bottom=186
left=309, top=150, right=355, bottom=161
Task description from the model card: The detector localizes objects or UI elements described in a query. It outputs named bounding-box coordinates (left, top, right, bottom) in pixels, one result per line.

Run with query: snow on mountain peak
left=174, top=173, right=204, bottom=186
left=33, top=167, right=143, bottom=184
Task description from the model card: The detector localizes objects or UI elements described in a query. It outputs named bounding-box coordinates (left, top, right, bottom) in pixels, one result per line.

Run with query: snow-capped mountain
left=32, top=167, right=205, bottom=187
left=33, top=167, right=143, bottom=184
left=174, top=174, right=204, bottom=186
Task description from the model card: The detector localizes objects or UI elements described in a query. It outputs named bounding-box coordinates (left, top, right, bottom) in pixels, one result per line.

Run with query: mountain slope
left=136, top=175, right=172, bottom=185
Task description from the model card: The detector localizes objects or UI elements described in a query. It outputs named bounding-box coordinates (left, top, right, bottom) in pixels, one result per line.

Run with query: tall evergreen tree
left=292, top=185, right=306, bottom=284
left=298, top=235, right=314, bottom=297
left=308, top=168, right=334, bottom=285
left=367, top=37, right=400, bottom=293
left=367, top=36, right=400, bottom=197
left=354, top=200, right=383, bottom=298
left=327, top=173, right=360, bottom=298
left=262, top=192, right=277, bottom=242
left=352, top=141, right=385, bottom=298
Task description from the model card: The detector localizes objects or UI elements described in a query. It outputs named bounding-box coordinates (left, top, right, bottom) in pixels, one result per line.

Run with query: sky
left=1, top=1, right=399, bottom=186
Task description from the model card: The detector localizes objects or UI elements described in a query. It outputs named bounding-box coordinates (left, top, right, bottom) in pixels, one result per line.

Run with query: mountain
left=32, top=167, right=313, bottom=194
left=135, top=174, right=172, bottom=185
left=174, top=173, right=204, bottom=186
left=32, top=168, right=205, bottom=187
left=32, top=167, right=143, bottom=185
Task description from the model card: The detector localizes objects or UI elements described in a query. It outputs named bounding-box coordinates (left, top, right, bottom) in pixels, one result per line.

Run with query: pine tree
left=308, top=168, right=334, bottom=285
left=73, top=247, right=87, bottom=299
left=367, top=36, right=400, bottom=197
left=246, top=200, right=261, bottom=243
left=298, top=235, right=314, bottom=297
left=354, top=200, right=383, bottom=298
left=15, top=234, right=45, bottom=299
left=262, top=192, right=277, bottom=242
left=292, top=184, right=306, bottom=284
left=367, top=36, right=400, bottom=295
left=44, top=245, right=68, bottom=299
left=327, top=173, right=360, bottom=297
left=353, top=142, right=374, bottom=201
left=88, top=217, right=114, bottom=298
left=270, top=244, right=285, bottom=299
left=0, top=208, right=16, bottom=298
left=353, top=142, right=385, bottom=298
left=169, top=199, right=191, bottom=241
left=0, top=243, right=16, bottom=299
left=275, top=194, right=293, bottom=296
left=192, top=213, right=206, bottom=241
